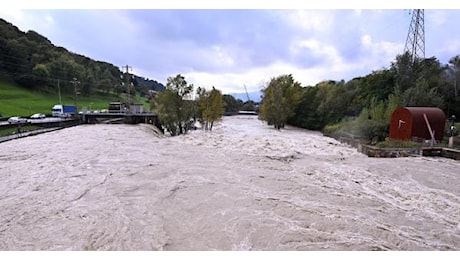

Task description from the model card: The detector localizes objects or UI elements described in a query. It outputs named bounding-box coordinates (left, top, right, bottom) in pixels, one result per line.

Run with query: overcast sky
left=1, top=2, right=460, bottom=94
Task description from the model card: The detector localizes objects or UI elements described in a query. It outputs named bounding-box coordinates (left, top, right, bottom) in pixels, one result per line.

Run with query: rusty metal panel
left=389, top=107, right=413, bottom=140
left=389, top=107, right=445, bottom=141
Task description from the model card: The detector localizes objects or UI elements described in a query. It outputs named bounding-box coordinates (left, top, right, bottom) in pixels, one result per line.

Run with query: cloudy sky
left=1, top=1, right=460, bottom=94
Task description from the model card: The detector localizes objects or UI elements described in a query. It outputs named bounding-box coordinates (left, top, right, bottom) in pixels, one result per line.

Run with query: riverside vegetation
left=1, top=18, right=460, bottom=147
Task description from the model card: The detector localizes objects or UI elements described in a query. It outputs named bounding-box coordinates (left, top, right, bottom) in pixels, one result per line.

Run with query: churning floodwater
left=0, top=115, right=459, bottom=250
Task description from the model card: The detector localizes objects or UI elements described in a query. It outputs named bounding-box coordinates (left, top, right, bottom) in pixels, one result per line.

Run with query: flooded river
left=0, top=115, right=459, bottom=250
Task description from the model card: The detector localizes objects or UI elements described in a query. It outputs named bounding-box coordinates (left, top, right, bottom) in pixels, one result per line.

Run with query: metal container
left=389, top=107, right=446, bottom=141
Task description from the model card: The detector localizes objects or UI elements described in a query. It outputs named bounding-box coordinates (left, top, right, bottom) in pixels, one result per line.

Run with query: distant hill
left=229, top=90, right=262, bottom=103
left=0, top=18, right=164, bottom=98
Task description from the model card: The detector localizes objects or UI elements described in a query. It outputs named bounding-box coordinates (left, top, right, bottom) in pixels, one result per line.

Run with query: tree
left=240, top=100, right=256, bottom=112
left=32, top=63, right=50, bottom=89
left=99, top=67, right=118, bottom=95
left=197, top=86, right=225, bottom=130
left=288, top=86, right=323, bottom=130
left=259, top=74, right=302, bottom=129
left=154, top=89, right=181, bottom=136
left=315, top=80, right=357, bottom=125
left=358, top=69, right=395, bottom=107
left=391, top=51, right=421, bottom=92
left=47, top=54, right=84, bottom=93
left=154, top=74, right=195, bottom=136
left=402, top=79, right=444, bottom=107
left=80, top=69, right=95, bottom=96
left=4, top=38, right=31, bottom=87
left=384, top=85, right=403, bottom=122
left=222, top=94, right=243, bottom=113
left=441, top=55, right=460, bottom=117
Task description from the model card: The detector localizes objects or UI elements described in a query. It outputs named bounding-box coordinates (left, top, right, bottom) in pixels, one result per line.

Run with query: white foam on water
left=0, top=116, right=459, bottom=250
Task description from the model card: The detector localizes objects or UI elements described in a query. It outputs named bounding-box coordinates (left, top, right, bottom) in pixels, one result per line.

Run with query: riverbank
left=335, top=136, right=460, bottom=160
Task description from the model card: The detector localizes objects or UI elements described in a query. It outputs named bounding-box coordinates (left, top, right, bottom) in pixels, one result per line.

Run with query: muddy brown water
left=0, top=116, right=459, bottom=250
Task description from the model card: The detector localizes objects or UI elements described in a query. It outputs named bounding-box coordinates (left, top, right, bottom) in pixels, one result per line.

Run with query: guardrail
left=0, top=127, right=62, bottom=143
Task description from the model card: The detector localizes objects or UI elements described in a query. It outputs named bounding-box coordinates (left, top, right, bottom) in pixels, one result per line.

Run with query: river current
left=0, top=115, right=459, bottom=250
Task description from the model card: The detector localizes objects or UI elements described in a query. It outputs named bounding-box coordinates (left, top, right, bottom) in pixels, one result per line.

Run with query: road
left=0, top=117, right=75, bottom=126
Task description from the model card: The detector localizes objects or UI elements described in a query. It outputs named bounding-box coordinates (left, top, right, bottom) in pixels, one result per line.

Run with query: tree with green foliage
left=241, top=101, right=256, bottom=112
left=288, top=86, right=323, bottom=130
left=316, top=80, right=359, bottom=125
left=196, top=86, right=225, bottom=131
left=323, top=99, right=390, bottom=143
left=259, top=74, right=302, bottom=129
left=32, top=63, right=50, bottom=89
left=154, top=74, right=195, bottom=136
left=384, top=85, right=403, bottom=122
left=440, top=55, right=460, bottom=117
left=358, top=69, right=395, bottom=107
left=222, top=94, right=243, bottom=114
left=402, top=79, right=444, bottom=107
left=0, top=18, right=127, bottom=98
left=154, top=89, right=181, bottom=136
left=80, top=70, right=95, bottom=97
left=391, top=52, right=419, bottom=93
left=99, top=68, right=117, bottom=94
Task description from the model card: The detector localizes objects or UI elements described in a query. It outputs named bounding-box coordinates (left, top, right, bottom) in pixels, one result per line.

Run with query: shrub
left=376, top=139, right=421, bottom=149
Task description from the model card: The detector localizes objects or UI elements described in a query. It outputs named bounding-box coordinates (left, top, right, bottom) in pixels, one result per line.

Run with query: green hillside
left=0, top=81, right=150, bottom=118
left=0, top=18, right=164, bottom=119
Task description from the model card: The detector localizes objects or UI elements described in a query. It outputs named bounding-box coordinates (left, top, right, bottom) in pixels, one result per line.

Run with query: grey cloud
left=20, top=9, right=460, bottom=88
left=124, top=10, right=295, bottom=70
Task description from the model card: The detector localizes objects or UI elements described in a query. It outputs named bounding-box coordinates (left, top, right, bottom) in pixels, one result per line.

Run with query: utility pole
left=121, top=65, right=133, bottom=108
left=404, top=9, right=425, bottom=63
left=57, top=79, right=62, bottom=104
left=72, top=77, right=80, bottom=115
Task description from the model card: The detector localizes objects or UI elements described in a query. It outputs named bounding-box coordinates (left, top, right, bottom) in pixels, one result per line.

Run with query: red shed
left=389, top=107, right=446, bottom=141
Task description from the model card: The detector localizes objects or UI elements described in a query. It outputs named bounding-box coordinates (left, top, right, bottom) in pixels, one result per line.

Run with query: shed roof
left=402, top=107, right=445, bottom=118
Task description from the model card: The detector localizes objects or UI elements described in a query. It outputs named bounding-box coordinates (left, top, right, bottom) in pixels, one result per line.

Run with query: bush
left=322, top=117, right=388, bottom=143
left=356, top=120, right=389, bottom=143
left=322, top=122, right=342, bottom=136
left=376, top=139, right=421, bottom=149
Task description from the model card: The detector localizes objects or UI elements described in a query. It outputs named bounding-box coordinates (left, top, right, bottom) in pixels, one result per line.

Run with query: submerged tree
left=154, top=74, right=195, bottom=136
left=196, top=86, right=225, bottom=131
left=259, top=74, right=302, bottom=129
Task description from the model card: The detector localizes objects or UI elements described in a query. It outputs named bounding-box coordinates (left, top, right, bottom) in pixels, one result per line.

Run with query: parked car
left=8, top=116, right=29, bottom=124
left=30, top=113, right=46, bottom=119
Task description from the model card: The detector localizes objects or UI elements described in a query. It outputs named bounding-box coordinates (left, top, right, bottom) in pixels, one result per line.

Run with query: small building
left=389, top=107, right=446, bottom=141
left=108, top=102, right=126, bottom=113
left=129, top=104, right=144, bottom=114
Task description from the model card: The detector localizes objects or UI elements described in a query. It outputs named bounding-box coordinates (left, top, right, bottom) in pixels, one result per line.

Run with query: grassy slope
left=0, top=81, right=150, bottom=118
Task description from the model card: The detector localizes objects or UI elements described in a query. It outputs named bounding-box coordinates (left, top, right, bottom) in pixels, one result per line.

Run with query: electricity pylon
left=404, top=9, right=425, bottom=63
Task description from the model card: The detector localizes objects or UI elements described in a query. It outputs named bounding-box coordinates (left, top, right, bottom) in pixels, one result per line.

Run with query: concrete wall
left=336, top=136, right=460, bottom=160
left=358, top=144, right=421, bottom=158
